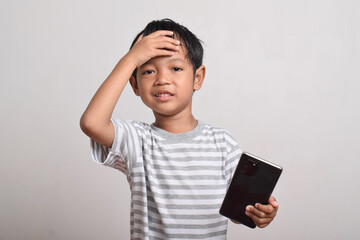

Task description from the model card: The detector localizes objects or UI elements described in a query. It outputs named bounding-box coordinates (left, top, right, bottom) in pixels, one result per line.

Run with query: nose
left=154, top=69, right=171, bottom=86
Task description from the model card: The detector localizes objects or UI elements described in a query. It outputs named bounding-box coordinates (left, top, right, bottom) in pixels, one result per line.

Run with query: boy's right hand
left=125, top=30, right=181, bottom=69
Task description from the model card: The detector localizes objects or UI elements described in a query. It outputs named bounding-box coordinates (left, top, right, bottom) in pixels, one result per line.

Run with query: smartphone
left=219, top=152, right=283, bottom=228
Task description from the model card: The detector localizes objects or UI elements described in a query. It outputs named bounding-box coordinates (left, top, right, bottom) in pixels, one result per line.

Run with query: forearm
left=80, top=55, right=136, bottom=137
left=80, top=30, right=179, bottom=145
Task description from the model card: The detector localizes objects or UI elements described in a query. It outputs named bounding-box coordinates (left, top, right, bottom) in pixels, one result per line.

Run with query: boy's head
left=130, top=18, right=204, bottom=79
left=128, top=18, right=206, bottom=120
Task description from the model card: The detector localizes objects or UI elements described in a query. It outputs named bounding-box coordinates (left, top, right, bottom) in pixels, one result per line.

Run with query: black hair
left=130, top=18, right=203, bottom=80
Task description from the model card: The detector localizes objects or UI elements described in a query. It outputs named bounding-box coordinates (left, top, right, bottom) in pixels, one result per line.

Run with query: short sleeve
left=90, top=119, right=142, bottom=177
left=224, top=134, right=242, bottom=186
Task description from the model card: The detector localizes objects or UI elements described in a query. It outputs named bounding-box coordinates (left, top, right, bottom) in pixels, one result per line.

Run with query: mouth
left=154, top=91, right=174, bottom=100
left=154, top=91, right=174, bottom=97
left=155, top=93, right=174, bottom=97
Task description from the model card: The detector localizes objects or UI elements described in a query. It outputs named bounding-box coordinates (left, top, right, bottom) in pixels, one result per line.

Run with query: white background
left=1, top=0, right=359, bottom=239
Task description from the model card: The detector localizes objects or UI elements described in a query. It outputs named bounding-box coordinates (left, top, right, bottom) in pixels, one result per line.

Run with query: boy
left=80, top=18, right=278, bottom=239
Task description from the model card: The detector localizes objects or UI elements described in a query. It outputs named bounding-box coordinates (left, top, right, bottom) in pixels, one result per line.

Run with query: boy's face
left=131, top=42, right=205, bottom=119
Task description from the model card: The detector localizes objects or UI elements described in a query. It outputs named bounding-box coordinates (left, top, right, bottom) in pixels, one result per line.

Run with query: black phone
left=219, top=152, right=283, bottom=228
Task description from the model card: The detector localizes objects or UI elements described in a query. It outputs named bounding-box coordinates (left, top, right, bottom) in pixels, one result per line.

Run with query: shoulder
left=198, top=121, right=239, bottom=148
left=111, top=119, right=155, bottom=140
left=112, top=119, right=151, bottom=131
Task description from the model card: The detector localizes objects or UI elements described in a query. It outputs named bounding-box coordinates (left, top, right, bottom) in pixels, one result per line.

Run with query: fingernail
left=246, top=206, right=251, bottom=211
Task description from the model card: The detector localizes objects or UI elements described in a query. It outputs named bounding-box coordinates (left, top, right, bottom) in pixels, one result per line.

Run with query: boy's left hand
left=245, top=196, right=279, bottom=228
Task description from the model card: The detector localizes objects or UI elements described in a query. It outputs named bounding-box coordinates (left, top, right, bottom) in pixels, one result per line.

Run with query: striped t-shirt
left=91, top=120, right=241, bottom=240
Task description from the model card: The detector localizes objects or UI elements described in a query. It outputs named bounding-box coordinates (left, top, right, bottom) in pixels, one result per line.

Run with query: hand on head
left=127, top=30, right=181, bottom=68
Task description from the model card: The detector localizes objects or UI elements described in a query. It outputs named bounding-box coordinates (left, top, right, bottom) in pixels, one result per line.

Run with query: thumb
left=135, top=33, right=144, bottom=45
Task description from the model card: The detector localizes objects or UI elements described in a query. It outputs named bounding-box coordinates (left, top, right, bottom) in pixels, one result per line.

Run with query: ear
left=193, top=65, right=206, bottom=91
left=129, top=76, right=140, bottom=96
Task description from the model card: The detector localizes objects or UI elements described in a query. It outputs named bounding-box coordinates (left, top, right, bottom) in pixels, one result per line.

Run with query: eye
left=172, top=67, right=182, bottom=72
left=143, top=70, right=154, bottom=75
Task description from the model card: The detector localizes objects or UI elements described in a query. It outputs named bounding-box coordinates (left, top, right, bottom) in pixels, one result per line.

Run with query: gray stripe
left=132, top=161, right=143, bottom=168
left=152, top=139, right=227, bottom=145
left=133, top=209, right=147, bottom=216
left=133, top=172, right=223, bottom=180
left=131, top=171, right=145, bottom=178
left=148, top=225, right=227, bottom=239
left=112, top=161, right=127, bottom=173
left=143, top=146, right=227, bottom=154
left=225, top=154, right=239, bottom=166
left=100, top=145, right=106, bottom=160
left=133, top=200, right=221, bottom=210
left=132, top=182, right=227, bottom=190
left=143, top=154, right=223, bottom=162
left=132, top=227, right=149, bottom=239
left=166, top=230, right=227, bottom=239
left=132, top=228, right=145, bottom=234
left=150, top=164, right=222, bottom=171
left=143, top=165, right=223, bottom=176
left=133, top=191, right=225, bottom=200
left=147, top=207, right=221, bottom=220
left=94, top=141, right=109, bottom=164
left=148, top=215, right=227, bottom=229
left=164, top=220, right=227, bottom=230
left=148, top=237, right=163, bottom=240
left=132, top=219, right=149, bottom=228
left=133, top=171, right=223, bottom=180
left=225, top=169, right=232, bottom=176
left=150, top=121, right=205, bottom=142
left=148, top=225, right=165, bottom=235
left=147, top=216, right=226, bottom=239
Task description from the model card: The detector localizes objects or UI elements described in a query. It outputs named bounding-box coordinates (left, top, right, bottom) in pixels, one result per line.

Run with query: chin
left=152, top=108, right=183, bottom=117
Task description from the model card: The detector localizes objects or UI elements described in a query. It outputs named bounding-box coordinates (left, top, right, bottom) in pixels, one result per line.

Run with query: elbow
left=80, top=114, right=110, bottom=139
left=80, top=114, right=113, bottom=148
left=80, top=114, right=95, bottom=137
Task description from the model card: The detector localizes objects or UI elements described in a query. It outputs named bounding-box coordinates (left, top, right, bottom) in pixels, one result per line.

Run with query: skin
left=129, top=33, right=205, bottom=133
left=245, top=196, right=279, bottom=228
left=80, top=30, right=278, bottom=228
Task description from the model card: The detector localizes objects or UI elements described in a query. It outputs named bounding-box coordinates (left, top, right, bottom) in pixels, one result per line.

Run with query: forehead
left=141, top=41, right=191, bottom=66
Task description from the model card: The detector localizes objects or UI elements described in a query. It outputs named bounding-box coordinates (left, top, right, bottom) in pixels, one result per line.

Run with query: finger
left=268, top=196, right=279, bottom=208
left=230, top=219, right=240, bottom=224
left=246, top=205, right=268, bottom=218
left=148, top=30, right=174, bottom=38
left=155, top=49, right=176, bottom=57
left=258, top=223, right=270, bottom=228
left=153, top=41, right=180, bottom=52
left=254, top=203, right=276, bottom=215
left=245, top=211, right=272, bottom=228
left=154, top=36, right=181, bottom=46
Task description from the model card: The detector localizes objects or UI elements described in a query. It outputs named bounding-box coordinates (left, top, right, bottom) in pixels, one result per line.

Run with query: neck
left=153, top=114, right=198, bottom=134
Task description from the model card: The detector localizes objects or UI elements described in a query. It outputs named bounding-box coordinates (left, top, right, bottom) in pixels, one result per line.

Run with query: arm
left=80, top=30, right=180, bottom=147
